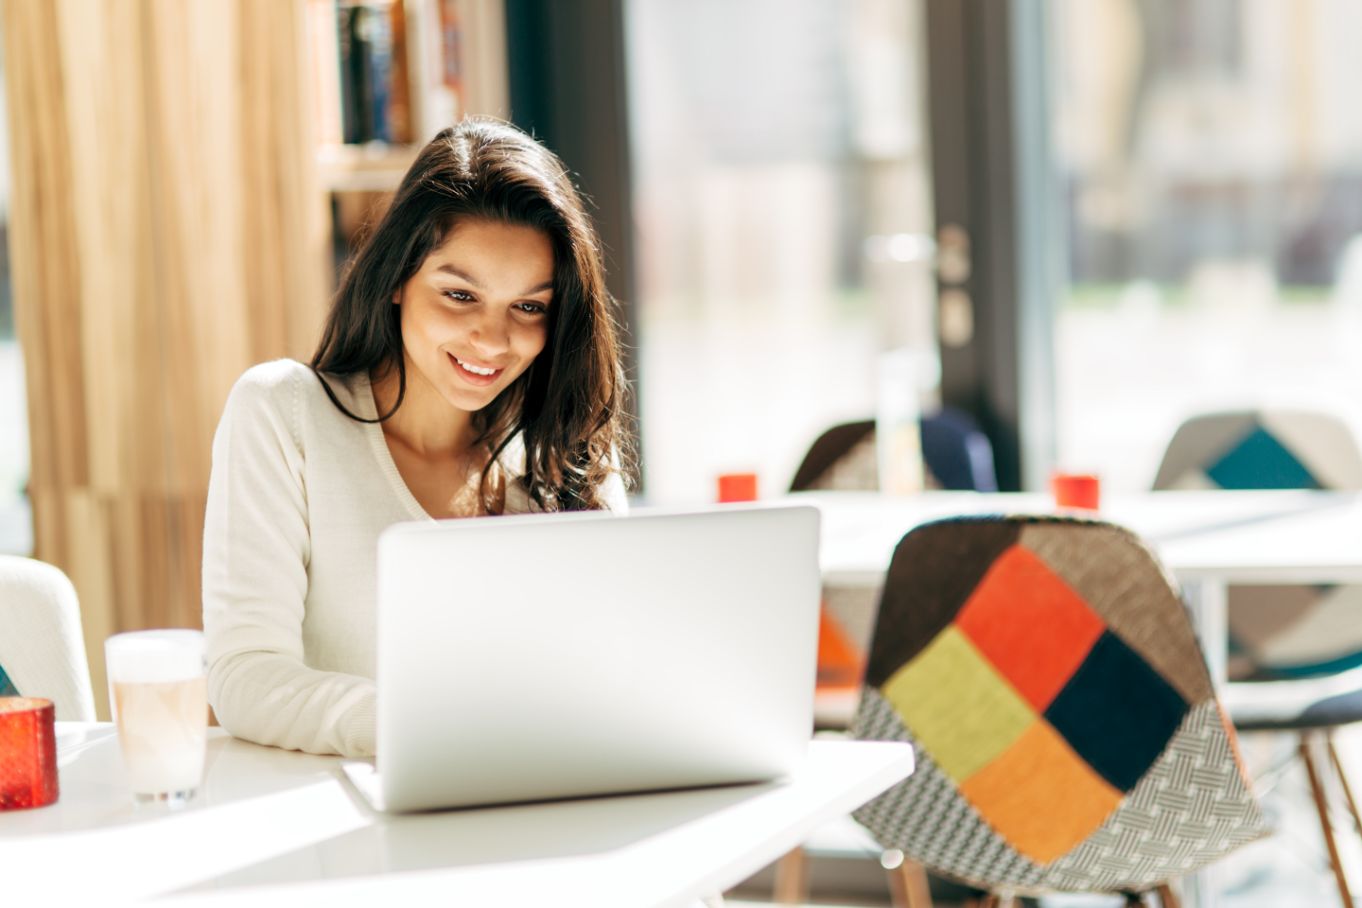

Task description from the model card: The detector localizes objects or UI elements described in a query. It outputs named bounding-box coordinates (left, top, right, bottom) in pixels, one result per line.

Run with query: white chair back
left=0, top=555, right=96, bottom=721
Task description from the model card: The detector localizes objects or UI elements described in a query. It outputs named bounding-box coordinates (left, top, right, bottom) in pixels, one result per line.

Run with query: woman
left=202, top=118, right=632, bottom=758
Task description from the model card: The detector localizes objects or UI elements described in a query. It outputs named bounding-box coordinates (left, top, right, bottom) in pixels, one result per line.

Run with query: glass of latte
left=104, top=629, right=207, bottom=807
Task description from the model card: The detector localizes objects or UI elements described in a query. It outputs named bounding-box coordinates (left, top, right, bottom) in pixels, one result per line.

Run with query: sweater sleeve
left=202, top=366, right=375, bottom=758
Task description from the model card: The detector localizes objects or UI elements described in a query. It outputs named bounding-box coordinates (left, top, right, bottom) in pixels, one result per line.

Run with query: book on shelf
left=308, top=0, right=420, bottom=150
left=439, top=0, right=462, bottom=99
left=308, top=0, right=475, bottom=197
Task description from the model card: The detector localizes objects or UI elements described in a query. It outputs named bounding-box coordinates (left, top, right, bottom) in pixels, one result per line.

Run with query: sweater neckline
left=355, top=371, right=435, bottom=523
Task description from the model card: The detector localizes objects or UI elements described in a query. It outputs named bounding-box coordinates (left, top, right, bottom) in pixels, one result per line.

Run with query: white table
left=0, top=724, right=913, bottom=906
left=800, top=489, right=1362, bottom=687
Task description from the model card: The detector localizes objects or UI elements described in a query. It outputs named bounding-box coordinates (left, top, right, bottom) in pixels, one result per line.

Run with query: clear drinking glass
left=876, top=348, right=926, bottom=495
left=104, top=629, right=207, bottom=807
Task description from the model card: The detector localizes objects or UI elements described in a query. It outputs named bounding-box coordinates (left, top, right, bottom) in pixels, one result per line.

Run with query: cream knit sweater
left=202, top=359, right=624, bottom=757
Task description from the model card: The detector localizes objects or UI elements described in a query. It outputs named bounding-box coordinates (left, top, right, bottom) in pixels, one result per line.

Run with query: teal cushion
left=1207, top=427, right=1320, bottom=490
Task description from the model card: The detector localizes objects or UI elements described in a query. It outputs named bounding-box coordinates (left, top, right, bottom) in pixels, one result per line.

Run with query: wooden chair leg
left=978, top=895, right=1018, bottom=908
left=772, top=846, right=809, bottom=905
left=1326, top=731, right=1362, bottom=835
left=1154, top=883, right=1182, bottom=908
left=885, top=858, right=934, bottom=908
left=1300, top=733, right=1354, bottom=908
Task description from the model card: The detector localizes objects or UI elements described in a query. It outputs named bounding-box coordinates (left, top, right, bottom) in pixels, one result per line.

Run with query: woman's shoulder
left=219, top=360, right=375, bottom=457
left=222, top=359, right=311, bottom=416
left=224, top=359, right=353, bottom=436
left=229, top=360, right=367, bottom=416
left=232, top=358, right=312, bottom=393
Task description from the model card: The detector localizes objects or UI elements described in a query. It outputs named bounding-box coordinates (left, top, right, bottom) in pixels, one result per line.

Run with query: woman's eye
left=443, top=289, right=476, bottom=303
left=515, top=302, right=549, bottom=316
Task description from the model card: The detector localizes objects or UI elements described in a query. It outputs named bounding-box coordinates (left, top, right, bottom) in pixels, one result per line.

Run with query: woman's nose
left=468, top=308, right=511, bottom=356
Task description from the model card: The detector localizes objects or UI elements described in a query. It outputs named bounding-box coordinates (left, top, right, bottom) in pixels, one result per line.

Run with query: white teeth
left=455, top=357, right=496, bottom=376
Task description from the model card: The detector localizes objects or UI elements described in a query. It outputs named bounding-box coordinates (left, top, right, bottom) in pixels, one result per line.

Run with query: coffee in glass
left=104, top=629, right=207, bottom=806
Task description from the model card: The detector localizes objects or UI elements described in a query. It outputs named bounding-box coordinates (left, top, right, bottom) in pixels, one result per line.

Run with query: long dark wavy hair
left=311, top=117, right=632, bottom=512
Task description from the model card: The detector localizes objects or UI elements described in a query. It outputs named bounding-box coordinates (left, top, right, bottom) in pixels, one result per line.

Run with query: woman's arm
left=202, top=366, right=375, bottom=757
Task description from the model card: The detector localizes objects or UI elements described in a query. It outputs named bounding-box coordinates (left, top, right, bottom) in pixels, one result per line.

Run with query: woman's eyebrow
left=434, top=263, right=483, bottom=288
left=434, top=264, right=552, bottom=296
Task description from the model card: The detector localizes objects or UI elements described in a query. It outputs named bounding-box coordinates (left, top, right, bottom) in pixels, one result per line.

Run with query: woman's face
left=395, top=217, right=555, bottom=417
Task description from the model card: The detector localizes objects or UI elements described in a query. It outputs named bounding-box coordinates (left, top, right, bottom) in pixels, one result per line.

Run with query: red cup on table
left=1051, top=471, right=1101, bottom=511
left=717, top=472, right=759, bottom=503
left=0, top=697, right=59, bottom=810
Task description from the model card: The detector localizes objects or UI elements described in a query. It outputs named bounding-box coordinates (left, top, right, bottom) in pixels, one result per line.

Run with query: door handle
left=863, top=233, right=936, bottom=264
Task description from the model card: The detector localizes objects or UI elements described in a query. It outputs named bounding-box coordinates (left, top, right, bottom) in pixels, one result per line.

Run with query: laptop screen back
left=374, top=504, right=821, bottom=812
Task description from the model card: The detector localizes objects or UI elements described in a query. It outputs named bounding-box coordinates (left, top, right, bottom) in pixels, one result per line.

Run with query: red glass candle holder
left=0, top=697, right=59, bottom=810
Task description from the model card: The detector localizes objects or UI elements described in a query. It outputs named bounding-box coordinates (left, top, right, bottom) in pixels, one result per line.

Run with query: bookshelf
left=316, top=143, right=419, bottom=193
left=305, top=0, right=509, bottom=262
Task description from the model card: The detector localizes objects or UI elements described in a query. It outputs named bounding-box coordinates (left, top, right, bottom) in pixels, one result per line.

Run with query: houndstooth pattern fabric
left=852, top=688, right=1047, bottom=889
left=1043, top=701, right=1268, bottom=890
left=852, top=689, right=1267, bottom=893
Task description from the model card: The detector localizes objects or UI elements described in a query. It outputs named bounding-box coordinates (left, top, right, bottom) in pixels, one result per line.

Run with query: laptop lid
left=373, top=503, right=821, bottom=812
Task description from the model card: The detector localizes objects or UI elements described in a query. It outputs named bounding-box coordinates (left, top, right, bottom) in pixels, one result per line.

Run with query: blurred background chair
left=850, top=515, right=1266, bottom=906
left=0, top=555, right=95, bottom=721
left=792, top=408, right=1000, bottom=700
left=1154, top=409, right=1362, bottom=680
left=792, top=409, right=1000, bottom=702
left=790, top=408, right=999, bottom=494
left=1154, top=408, right=1362, bottom=904
left=769, top=411, right=1000, bottom=904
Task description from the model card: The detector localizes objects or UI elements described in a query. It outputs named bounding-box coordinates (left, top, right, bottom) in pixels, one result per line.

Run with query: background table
left=2, top=724, right=913, bottom=906
left=801, top=488, right=1362, bottom=690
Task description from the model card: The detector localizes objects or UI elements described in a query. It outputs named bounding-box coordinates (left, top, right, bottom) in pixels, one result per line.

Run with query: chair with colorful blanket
left=1155, top=408, right=1362, bottom=905
left=851, top=515, right=1267, bottom=906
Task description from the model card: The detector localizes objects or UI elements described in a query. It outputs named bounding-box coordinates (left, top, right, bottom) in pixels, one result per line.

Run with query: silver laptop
left=349, top=503, right=821, bottom=813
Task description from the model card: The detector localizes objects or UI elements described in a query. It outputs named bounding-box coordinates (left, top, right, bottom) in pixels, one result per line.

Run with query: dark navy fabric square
left=1206, top=427, right=1319, bottom=490
left=1044, top=631, right=1189, bottom=792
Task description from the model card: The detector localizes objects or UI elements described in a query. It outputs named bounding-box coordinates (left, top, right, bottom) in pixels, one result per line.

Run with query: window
left=1050, top=0, right=1362, bottom=489
left=0, top=34, right=31, bottom=554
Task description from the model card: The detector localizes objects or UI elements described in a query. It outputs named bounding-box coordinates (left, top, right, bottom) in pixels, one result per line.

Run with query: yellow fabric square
left=881, top=626, right=1034, bottom=781
left=959, top=720, right=1124, bottom=864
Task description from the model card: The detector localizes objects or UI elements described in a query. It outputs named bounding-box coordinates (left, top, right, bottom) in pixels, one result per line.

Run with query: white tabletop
left=804, top=488, right=1362, bottom=587
left=2, top=724, right=913, bottom=906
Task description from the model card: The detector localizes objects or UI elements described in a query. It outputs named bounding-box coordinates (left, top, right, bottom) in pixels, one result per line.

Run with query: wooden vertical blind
left=3, top=0, right=329, bottom=718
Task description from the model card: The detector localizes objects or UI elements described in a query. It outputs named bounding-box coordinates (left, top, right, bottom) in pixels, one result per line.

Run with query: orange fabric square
left=959, top=720, right=1123, bottom=864
left=956, top=544, right=1106, bottom=711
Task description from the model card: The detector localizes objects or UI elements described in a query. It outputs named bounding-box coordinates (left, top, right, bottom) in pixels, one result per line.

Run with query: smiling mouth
left=450, top=353, right=504, bottom=383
